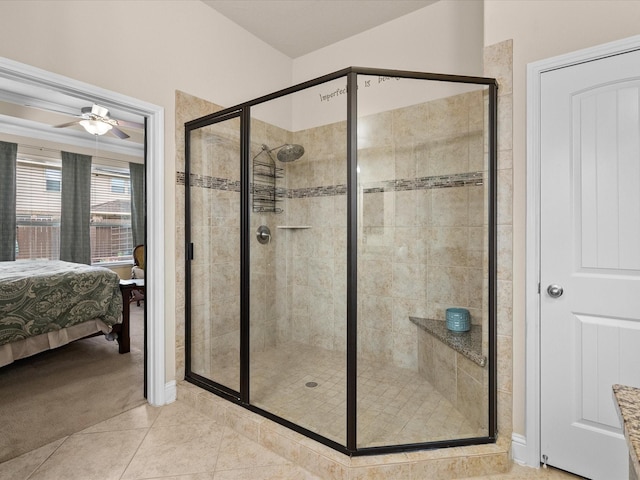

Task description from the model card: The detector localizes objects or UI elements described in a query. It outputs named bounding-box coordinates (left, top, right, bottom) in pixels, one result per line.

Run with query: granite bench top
left=613, top=384, right=640, bottom=480
left=409, top=316, right=486, bottom=367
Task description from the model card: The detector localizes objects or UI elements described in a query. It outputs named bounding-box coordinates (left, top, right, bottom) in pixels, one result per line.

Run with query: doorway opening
left=0, top=56, right=166, bottom=460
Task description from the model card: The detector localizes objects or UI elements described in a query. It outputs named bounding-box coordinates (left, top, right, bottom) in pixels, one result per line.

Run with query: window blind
left=15, top=156, right=134, bottom=264
left=90, top=167, right=133, bottom=264
left=15, top=160, right=61, bottom=260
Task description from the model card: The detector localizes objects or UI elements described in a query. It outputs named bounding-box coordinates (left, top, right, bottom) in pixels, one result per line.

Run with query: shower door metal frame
left=184, top=108, right=247, bottom=401
left=184, top=66, right=499, bottom=457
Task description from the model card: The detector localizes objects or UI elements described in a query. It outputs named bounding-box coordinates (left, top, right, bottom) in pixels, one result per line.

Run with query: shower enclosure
left=184, top=67, right=497, bottom=455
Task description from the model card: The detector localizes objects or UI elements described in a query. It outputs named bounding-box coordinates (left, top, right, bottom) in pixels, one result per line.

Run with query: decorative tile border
left=176, top=172, right=241, bottom=191
left=362, top=171, right=484, bottom=194
left=284, top=184, right=347, bottom=198
left=177, top=170, right=484, bottom=197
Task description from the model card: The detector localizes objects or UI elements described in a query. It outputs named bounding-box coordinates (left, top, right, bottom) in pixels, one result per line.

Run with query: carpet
left=0, top=304, right=146, bottom=463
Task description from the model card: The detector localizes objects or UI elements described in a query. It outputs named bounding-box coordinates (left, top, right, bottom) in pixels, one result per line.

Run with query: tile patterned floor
left=0, top=399, right=586, bottom=480
left=202, top=341, right=481, bottom=447
left=0, top=401, right=321, bottom=480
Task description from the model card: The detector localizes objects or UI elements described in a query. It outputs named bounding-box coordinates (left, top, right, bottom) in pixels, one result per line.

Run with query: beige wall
left=484, top=0, right=640, bottom=436
left=293, top=0, right=484, bottom=81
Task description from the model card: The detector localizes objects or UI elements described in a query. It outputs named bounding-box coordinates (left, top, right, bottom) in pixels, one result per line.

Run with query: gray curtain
left=60, top=151, right=92, bottom=264
left=0, top=141, right=17, bottom=261
left=129, top=162, right=145, bottom=248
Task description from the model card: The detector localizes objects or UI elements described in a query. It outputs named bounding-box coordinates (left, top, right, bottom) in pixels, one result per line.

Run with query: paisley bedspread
left=0, top=260, right=122, bottom=347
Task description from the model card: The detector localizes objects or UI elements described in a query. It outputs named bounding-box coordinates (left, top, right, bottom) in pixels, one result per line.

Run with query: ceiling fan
left=53, top=104, right=144, bottom=139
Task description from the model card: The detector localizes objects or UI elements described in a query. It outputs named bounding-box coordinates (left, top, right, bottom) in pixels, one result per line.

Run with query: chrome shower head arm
left=265, top=144, right=287, bottom=153
left=253, top=143, right=304, bottom=162
left=252, top=144, right=275, bottom=162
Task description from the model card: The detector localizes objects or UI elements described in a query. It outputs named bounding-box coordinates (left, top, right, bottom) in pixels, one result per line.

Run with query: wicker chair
left=131, top=245, right=144, bottom=305
left=132, top=245, right=144, bottom=277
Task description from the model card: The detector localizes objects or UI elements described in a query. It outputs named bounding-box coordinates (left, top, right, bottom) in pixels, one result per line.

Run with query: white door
left=540, top=49, right=640, bottom=480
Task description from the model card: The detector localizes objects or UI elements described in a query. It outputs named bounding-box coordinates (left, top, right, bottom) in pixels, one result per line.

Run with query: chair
left=132, top=245, right=144, bottom=278
left=131, top=244, right=145, bottom=305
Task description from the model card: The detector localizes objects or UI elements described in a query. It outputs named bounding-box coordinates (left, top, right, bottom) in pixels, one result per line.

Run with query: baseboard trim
left=511, top=433, right=532, bottom=466
left=164, top=380, right=177, bottom=404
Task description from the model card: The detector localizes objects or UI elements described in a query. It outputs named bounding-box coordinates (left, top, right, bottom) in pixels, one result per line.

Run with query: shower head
left=274, top=143, right=304, bottom=162
left=256, top=143, right=305, bottom=163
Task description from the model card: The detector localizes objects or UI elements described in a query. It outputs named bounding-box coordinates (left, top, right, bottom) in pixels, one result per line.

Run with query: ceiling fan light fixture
left=79, top=119, right=112, bottom=136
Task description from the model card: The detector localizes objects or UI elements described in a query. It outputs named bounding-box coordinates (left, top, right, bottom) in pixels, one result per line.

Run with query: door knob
left=547, top=284, right=564, bottom=298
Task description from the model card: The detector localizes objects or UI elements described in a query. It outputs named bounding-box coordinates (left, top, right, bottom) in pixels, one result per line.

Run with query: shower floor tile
left=207, top=341, right=483, bottom=447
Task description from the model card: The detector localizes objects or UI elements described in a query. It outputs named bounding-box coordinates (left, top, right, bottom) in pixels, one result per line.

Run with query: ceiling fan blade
left=114, top=118, right=145, bottom=130
left=109, top=126, right=130, bottom=139
left=53, top=120, right=80, bottom=128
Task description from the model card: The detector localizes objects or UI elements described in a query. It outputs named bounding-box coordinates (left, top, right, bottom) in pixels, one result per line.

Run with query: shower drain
left=305, top=381, right=318, bottom=388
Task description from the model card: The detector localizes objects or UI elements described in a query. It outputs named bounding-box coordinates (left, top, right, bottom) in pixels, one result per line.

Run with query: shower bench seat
left=411, top=316, right=488, bottom=431
left=409, top=316, right=486, bottom=367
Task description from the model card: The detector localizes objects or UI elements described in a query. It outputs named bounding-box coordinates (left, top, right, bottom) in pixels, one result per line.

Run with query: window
left=15, top=156, right=135, bottom=265
left=111, top=178, right=127, bottom=194
left=45, top=168, right=61, bottom=192
left=90, top=167, right=133, bottom=264
left=16, top=161, right=61, bottom=260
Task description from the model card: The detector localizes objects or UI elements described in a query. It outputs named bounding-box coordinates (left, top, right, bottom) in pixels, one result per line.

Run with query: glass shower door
left=187, top=114, right=242, bottom=395
left=248, top=79, right=348, bottom=446
left=356, top=75, right=491, bottom=447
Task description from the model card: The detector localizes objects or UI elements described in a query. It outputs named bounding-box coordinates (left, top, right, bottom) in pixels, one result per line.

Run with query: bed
left=0, top=260, right=126, bottom=368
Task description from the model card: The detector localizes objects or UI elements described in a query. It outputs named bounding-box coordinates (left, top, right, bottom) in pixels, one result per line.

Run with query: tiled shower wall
left=277, top=88, right=487, bottom=373
left=178, top=110, right=295, bottom=379
left=274, top=121, right=348, bottom=353
left=486, top=40, right=514, bottom=440
left=178, top=115, right=244, bottom=379
left=248, top=121, right=291, bottom=354
left=177, top=88, right=489, bottom=374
